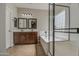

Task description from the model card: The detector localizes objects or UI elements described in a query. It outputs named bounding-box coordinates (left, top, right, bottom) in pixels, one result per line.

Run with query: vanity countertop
left=11, top=29, right=37, bottom=32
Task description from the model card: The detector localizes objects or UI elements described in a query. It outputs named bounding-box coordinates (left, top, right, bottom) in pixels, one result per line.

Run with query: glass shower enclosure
left=48, top=3, right=79, bottom=56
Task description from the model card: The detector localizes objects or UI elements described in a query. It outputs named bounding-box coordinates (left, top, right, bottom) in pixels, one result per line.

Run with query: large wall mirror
left=28, top=18, right=37, bottom=29
left=14, top=18, right=37, bottom=29
left=18, top=18, right=27, bottom=29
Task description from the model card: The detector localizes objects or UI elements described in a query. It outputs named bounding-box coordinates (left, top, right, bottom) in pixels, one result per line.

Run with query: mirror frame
left=18, top=18, right=27, bottom=29
left=28, top=18, right=37, bottom=29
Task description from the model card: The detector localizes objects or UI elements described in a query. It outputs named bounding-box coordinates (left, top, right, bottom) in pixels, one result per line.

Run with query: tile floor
left=7, top=44, right=36, bottom=56
left=7, top=43, right=46, bottom=56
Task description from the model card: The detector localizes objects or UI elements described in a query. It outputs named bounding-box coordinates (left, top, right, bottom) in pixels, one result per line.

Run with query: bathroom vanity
left=14, top=32, right=37, bottom=45
left=13, top=18, right=37, bottom=45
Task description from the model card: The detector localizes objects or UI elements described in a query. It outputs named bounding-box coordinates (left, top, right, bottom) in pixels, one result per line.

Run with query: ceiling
left=14, top=3, right=48, bottom=10
left=14, top=3, right=69, bottom=14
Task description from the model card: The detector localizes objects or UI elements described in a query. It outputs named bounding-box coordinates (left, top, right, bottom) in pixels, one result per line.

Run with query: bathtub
left=40, top=35, right=68, bottom=43
left=40, top=35, right=79, bottom=56
left=39, top=32, right=69, bottom=55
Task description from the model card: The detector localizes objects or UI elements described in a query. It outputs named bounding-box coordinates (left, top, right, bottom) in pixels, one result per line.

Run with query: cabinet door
left=32, top=32, right=37, bottom=43
left=26, top=32, right=33, bottom=44
left=14, top=32, right=20, bottom=44
left=14, top=32, right=26, bottom=44
left=25, top=32, right=37, bottom=44
left=19, top=33, right=26, bottom=44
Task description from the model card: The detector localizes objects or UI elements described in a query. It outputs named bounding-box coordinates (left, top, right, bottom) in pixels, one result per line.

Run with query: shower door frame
left=48, top=3, right=70, bottom=56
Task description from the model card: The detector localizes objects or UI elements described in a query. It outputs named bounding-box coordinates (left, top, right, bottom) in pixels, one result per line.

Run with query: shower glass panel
left=55, top=3, right=77, bottom=56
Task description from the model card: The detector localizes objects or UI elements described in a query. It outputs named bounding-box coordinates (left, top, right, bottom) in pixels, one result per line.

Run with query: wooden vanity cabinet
left=14, top=32, right=37, bottom=45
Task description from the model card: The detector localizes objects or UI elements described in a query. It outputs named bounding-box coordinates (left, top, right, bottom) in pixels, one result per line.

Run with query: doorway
left=7, top=3, right=49, bottom=56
